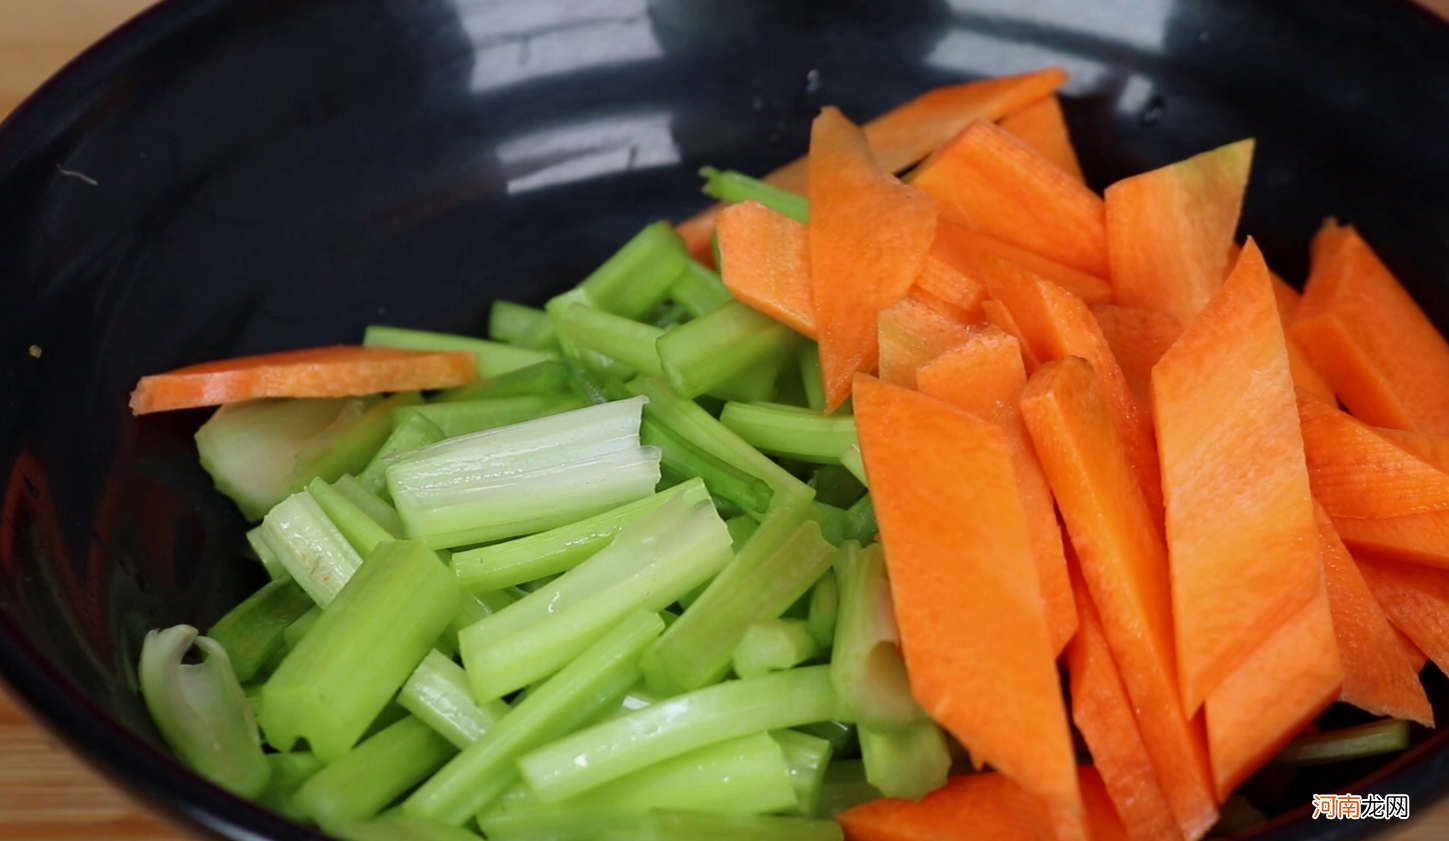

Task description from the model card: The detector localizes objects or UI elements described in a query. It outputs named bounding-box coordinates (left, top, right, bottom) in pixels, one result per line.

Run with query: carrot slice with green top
left=917, top=329, right=1077, bottom=655
left=716, top=200, right=816, bottom=338
left=1089, top=304, right=1182, bottom=408
left=1357, top=556, right=1449, bottom=676
left=852, top=374, right=1082, bottom=834
left=877, top=296, right=976, bottom=389
left=1020, top=356, right=1216, bottom=840
left=1291, top=220, right=1449, bottom=435
left=129, top=346, right=474, bottom=415
left=809, top=108, right=937, bottom=411
left=1153, top=239, right=1320, bottom=715
left=933, top=220, right=1111, bottom=305
left=999, top=95, right=1085, bottom=183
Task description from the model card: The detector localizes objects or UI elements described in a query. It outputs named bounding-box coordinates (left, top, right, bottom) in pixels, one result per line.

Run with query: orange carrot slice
left=1357, top=556, right=1449, bottom=676
left=913, top=246, right=989, bottom=324
left=1291, top=220, right=1449, bottom=435
left=1259, top=262, right=1338, bottom=403
left=1331, top=509, right=1449, bottom=570
left=912, top=120, right=1108, bottom=278
left=716, top=200, right=816, bottom=338
left=981, top=299, right=1041, bottom=373
left=917, top=330, right=1077, bottom=654
left=1020, top=356, right=1216, bottom=840
left=933, top=220, right=1112, bottom=304
left=1089, top=304, right=1182, bottom=407
left=852, top=374, right=1082, bottom=833
left=999, top=95, right=1084, bottom=183
left=1105, top=140, right=1254, bottom=328
left=1271, top=272, right=1302, bottom=323
left=809, top=108, right=937, bottom=411
left=877, top=295, right=976, bottom=389
left=1398, top=626, right=1430, bottom=673
left=1152, top=240, right=1320, bottom=714
left=128, top=346, right=474, bottom=414
left=1315, top=502, right=1433, bottom=725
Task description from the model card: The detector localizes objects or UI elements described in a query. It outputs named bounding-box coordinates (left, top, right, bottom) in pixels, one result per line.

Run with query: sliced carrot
left=1152, top=240, right=1320, bottom=714
left=917, top=329, right=1077, bottom=655
left=853, top=374, right=1082, bottom=832
left=1331, top=509, right=1449, bottom=569
left=877, top=296, right=976, bottom=389
left=1357, top=556, right=1449, bottom=676
left=1089, top=304, right=1182, bottom=407
left=1398, top=625, right=1431, bottom=673
left=1203, top=585, right=1342, bottom=801
left=1291, top=220, right=1449, bottom=435
left=999, top=95, right=1085, bottom=183
left=1258, top=263, right=1339, bottom=404
left=1271, top=273, right=1302, bottom=324
left=676, top=211, right=720, bottom=265
left=128, top=346, right=473, bottom=414
left=1315, top=502, right=1433, bottom=725
left=982, top=300, right=1041, bottom=373
left=1020, top=357, right=1216, bottom=840
left=912, top=120, right=1108, bottom=278
left=933, top=220, right=1112, bottom=305
left=912, top=247, right=989, bottom=325
left=1105, top=140, right=1254, bottom=329
left=716, top=200, right=816, bottom=338
left=809, top=108, right=937, bottom=411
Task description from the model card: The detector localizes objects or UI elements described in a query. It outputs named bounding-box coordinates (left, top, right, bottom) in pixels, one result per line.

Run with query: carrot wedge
left=999, top=95, right=1085, bottom=184
left=1291, top=220, right=1449, bottom=435
left=1332, top=509, right=1449, bottom=570
left=716, top=200, right=816, bottom=338
left=129, top=346, right=474, bottom=414
left=912, top=248, right=989, bottom=325
left=809, top=108, right=937, bottom=411
left=918, top=330, right=1078, bottom=655
left=1357, top=556, right=1449, bottom=676
left=981, top=300, right=1041, bottom=373
left=933, top=220, right=1112, bottom=305
left=1153, top=239, right=1321, bottom=714
left=877, top=296, right=976, bottom=389
left=853, top=374, right=1082, bottom=835
left=1089, top=304, right=1182, bottom=407
left=1020, top=357, right=1216, bottom=840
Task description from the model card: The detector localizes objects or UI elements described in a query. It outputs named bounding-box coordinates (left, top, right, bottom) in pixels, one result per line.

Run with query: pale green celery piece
left=734, top=619, right=823, bottom=678
left=258, top=751, right=324, bottom=823
left=386, top=397, right=660, bottom=548
left=459, top=496, right=732, bottom=701
left=653, top=301, right=692, bottom=330
left=333, top=814, right=484, bottom=841
left=306, top=477, right=395, bottom=557
left=1272, top=719, right=1411, bottom=766
left=809, top=464, right=867, bottom=509
left=839, top=443, right=867, bottom=487
left=399, top=650, right=510, bottom=749
left=772, top=728, right=834, bottom=818
left=559, top=304, right=666, bottom=376
left=719, top=401, right=857, bottom=464
left=626, top=811, right=844, bottom=841
left=402, top=610, right=663, bottom=826
left=545, top=288, right=638, bottom=379
left=394, top=393, right=587, bottom=439
left=705, top=354, right=785, bottom=404
left=246, top=526, right=290, bottom=581
left=859, top=718, right=951, bottom=800
left=258, top=540, right=460, bottom=762
left=451, top=479, right=709, bottom=593
left=332, top=473, right=405, bottom=536
left=795, top=720, right=857, bottom=755
left=432, top=360, right=571, bottom=404
left=139, top=625, right=271, bottom=798
left=816, top=759, right=882, bottom=818
left=517, top=665, right=838, bottom=803
left=808, top=501, right=850, bottom=546
left=656, top=301, right=798, bottom=400
left=362, top=325, right=557, bottom=377
left=576, top=221, right=690, bottom=320
left=844, top=494, right=878, bottom=544
left=669, top=259, right=733, bottom=317
left=808, top=570, right=839, bottom=648
left=700, top=167, right=809, bottom=223
left=832, top=542, right=926, bottom=727
left=283, top=605, right=321, bottom=650
left=725, top=514, right=759, bottom=550
left=259, top=491, right=365, bottom=608
left=295, top=715, right=457, bottom=831
left=799, top=344, right=827, bottom=412
left=445, top=589, right=517, bottom=654
left=641, top=417, right=774, bottom=516
left=207, top=578, right=315, bottom=681
left=489, top=301, right=558, bottom=349
left=357, top=413, right=446, bottom=499
left=610, top=683, right=666, bottom=720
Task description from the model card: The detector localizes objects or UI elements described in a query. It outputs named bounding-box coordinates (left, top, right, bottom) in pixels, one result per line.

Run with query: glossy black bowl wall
left=2, top=0, right=1449, bottom=838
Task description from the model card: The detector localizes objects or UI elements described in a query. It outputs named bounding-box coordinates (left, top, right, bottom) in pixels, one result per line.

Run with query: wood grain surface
left=4, top=1, right=1449, bottom=840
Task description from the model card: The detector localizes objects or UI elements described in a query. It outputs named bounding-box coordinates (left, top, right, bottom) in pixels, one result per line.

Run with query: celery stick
left=363, top=325, right=556, bottom=377
left=399, top=651, right=510, bottom=749
left=1272, top=719, right=1411, bottom=767
left=657, top=301, right=798, bottom=400
left=307, top=477, right=395, bottom=557
left=735, top=619, right=823, bottom=678
left=845, top=494, right=878, bottom=544
left=564, top=358, right=612, bottom=405
left=387, top=397, right=661, bottom=548
left=403, top=611, right=663, bottom=825
left=283, top=605, right=321, bottom=650
left=720, top=401, right=857, bottom=464
left=333, top=473, right=404, bottom=535
left=799, top=344, right=826, bottom=412
left=701, top=167, right=809, bottom=223
left=296, top=715, right=458, bottom=831
left=773, top=729, right=834, bottom=818
left=653, top=302, right=692, bottom=329
left=260, top=491, right=365, bottom=608
left=517, top=667, right=838, bottom=803
left=707, top=356, right=785, bottom=404
left=808, top=570, right=839, bottom=648
left=460, top=497, right=732, bottom=700
left=207, top=578, right=314, bottom=681
left=670, top=260, right=732, bottom=317
left=358, top=412, right=446, bottom=499
left=258, top=751, right=323, bottom=823
left=816, top=760, right=882, bottom=818
left=810, top=464, right=866, bottom=509
left=490, top=301, right=557, bottom=349
left=258, top=540, right=460, bottom=762
left=546, top=289, right=638, bottom=379
left=575, top=221, right=690, bottom=320
left=443, top=589, right=515, bottom=657
left=833, top=542, right=926, bottom=727
left=772, top=347, right=810, bottom=408
left=627, top=810, right=843, bottom=841
left=139, top=626, right=271, bottom=798
left=452, top=479, right=710, bottom=593
left=432, top=360, right=571, bottom=404
left=477, top=806, right=633, bottom=841
left=796, top=720, right=857, bottom=754
left=395, top=394, right=587, bottom=439
left=334, top=814, right=483, bottom=841
left=859, top=718, right=950, bottom=800
left=641, top=417, right=774, bottom=515
left=559, top=304, right=666, bottom=376
left=247, top=526, right=290, bottom=581
left=808, top=501, right=849, bottom=546
left=725, top=514, right=759, bottom=550
left=839, top=443, right=867, bottom=487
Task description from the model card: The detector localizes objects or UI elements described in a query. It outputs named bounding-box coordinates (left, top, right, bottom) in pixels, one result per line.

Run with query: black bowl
left=4, top=0, right=1449, bottom=838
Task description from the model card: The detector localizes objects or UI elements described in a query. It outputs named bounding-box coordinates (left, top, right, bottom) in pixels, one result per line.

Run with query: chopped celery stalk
left=644, top=511, right=836, bottom=694
left=260, top=491, right=365, bottom=608
left=258, top=751, right=323, bottom=823
left=394, top=393, right=588, bottom=439
left=459, top=496, right=732, bottom=701
left=809, top=464, right=867, bottom=509
left=816, top=759, right=882, bottom=818
left=576, top=221, right=691, bottom=320
left=725, top=514, right=759, bottom=550
left=386, top=397, right=661, bottom=548
left=807, top=570, right=839, bottom=648
left=808, top=502, right=850, bottom=546
left=670, top=260, right=733, bottom=317
left=296, top=715, right=458, bottom=831
left=258, top=540, right=460, bottom=762
left=839, top=443, right=867, bottom=487
left=656, top=301, right=799, bottom=400
left=432, top=360, right=571, bottom=404
left=334, top=814, right=484, bottom=841
left=796, top=720, right=857, bottom=754
left=452, top=479, right=710, bottom=593
left=477, top=806, right=630, bottom=841
left=859, top=718, right=951, bottom=800
left=517, top=665, right=838, bottom=803
left=546, top=289, right=639, bottom=379
left=445, top=588, right=516, bottom=655
left=653, top=302, right=692, bottom=329
left=559, top=304, right=666, bottom=376
left=333, top=473, right=405, bottom=536
left=563, top=358, right=612, bottom=405
left=700, top=167, right=809, bottom=223
left=307, top=477, right=395, bottom=557
left=734, top=619, right=823, bottom=678
left=283, top=605, right=321, bottom=650
left=1272, top=719, right=1412, bottom=767
left=720, top=401, right=857, bottom=464
left=628, top=377, right=813, bottom=516
left=357, top=412, right=446, bottom=499
left=799, top=344, right=827, bottom=412
left=710, top=355, right=785, bottom=404
left=614, top=684, right=666, bottom=718
left=772, top=729, right=834, bottom=818
left=363, top=325, right=556, bottom=377
left=247, top=526, right=290, bottom=581
left=139, top=625, right=271, bottom=798
left=627, top=810, right=843, bottom=841
left=490, top=301, right=557, bottom=349
left=641, top=417, right=774, bottom=515
left=400, top=650, right=510, bottom=749
left=403, top=610, right=663, bottom=825
left=207, top=578, right=314, bottom=681
left=845, top=494, right=878, bottom=544
left=772, top=347, right=810, bottom=408
left=833, top=542, right=926, bottom=727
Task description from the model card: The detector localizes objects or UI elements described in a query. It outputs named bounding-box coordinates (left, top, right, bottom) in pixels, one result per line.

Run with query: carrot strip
left=1357, top=556, right=1449, bottom=677
left=1271, top=272, right=1302, bottom=324
left=877, top=296, right=976, bottom=389
left=912, top=247, right=989, bottom=325
left=933, top=220, right=1111, bottom=304
left=1259, top=262, right=1338, bottom=403
left=716, top=200, right=816, bottom=338
left=999, top=95, right=1084, bottom=184
left=1089, top=304, right=1182, bottom=407
left=809, top=109, right=937, bottom=411
left=981, top=300, right=1040, bottom=373
left=129, top=346, right=473, bottom=414
left=1331, top=509, right=1449, bottom=570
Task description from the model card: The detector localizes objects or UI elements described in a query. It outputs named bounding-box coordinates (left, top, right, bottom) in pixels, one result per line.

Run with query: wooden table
left=5, top=1, right=1449, bottom=839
